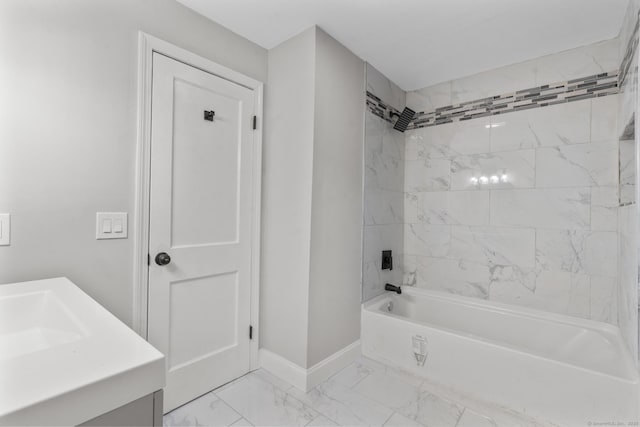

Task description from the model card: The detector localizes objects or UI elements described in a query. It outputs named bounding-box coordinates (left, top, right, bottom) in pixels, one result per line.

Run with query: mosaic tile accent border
left=366, top=91, right=401, bottom=124
left=366, top=72, right=619, bottom=130
left=407, top=72, right=618, bottom=130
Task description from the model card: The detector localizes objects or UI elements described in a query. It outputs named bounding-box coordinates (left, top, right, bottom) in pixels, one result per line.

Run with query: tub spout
left=385, top=283, right=402, bottom=294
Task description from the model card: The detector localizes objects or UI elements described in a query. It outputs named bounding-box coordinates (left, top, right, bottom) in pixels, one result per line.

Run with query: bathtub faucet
left=385, top=283, right=402, bottom=294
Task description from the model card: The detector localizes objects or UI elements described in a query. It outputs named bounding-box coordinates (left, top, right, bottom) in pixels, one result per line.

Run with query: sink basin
left=0, top=290, right=88, bottom=360
left=0, top=278, right=165, bottom=426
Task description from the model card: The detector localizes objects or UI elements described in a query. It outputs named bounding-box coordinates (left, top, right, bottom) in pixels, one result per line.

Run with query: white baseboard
left=259, top=340, right=361, bottom=391
left=259, top=348, right=307, bottom=391
left=306, top=340, right=361, bottom=389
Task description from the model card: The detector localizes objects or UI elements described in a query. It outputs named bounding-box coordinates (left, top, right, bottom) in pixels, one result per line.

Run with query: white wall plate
left=96, top=212, right=128, bottom=240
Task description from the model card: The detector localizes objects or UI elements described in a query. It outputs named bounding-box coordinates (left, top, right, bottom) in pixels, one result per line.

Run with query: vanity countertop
left=0, top=277, right=165, bottom=426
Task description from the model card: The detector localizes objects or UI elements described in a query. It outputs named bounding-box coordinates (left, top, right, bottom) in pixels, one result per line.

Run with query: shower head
left=392, top=107, right=416, bottom=132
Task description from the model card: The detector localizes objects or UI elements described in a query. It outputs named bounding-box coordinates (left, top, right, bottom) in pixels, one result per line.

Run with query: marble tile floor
left=163, top=356, right=554, bottom=427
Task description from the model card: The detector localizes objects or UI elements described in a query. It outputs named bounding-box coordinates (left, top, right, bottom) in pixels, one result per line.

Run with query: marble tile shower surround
left=363, top=109, right=405, bottom=301
left=364, top=32, right=640, bottom=330
left=362, top=64, right=406, bottom=301
left=363, top=95, right=622, bottom=323
left=361, top=10, right=640, bottom=363
left=361, top=34, right=638, bottom=324
left=363, top=86, right=617, bottom=323
left=402, top=95, right=619, bottom=323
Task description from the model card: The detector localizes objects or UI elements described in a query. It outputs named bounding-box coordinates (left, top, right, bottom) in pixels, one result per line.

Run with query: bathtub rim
left=362, top=286, right=640, bottom=383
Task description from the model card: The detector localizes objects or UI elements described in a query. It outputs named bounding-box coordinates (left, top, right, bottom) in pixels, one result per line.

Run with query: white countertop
left=0, top=277, right=165, bottom=426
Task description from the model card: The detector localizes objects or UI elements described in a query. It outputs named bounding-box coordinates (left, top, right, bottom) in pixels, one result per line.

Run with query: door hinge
left=249, top=325, right=253, bottom=340
left=147, top=253, right=150, bottom=266
left=252, top=115, right=257, bottom=130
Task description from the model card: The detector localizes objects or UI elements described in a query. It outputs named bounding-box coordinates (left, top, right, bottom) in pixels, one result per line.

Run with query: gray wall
left=307, top=29, right=364, bottom=366
left=261, top=27, right=364, bottom=368
left=261, top=27, right=316, bottom=367
left=0, top=0, right=267, bottom=325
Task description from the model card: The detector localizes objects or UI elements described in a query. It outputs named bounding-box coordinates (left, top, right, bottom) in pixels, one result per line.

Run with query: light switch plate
left=96, top=212, right=127, bottom=240
left=0, top=214, right=10, bottom=246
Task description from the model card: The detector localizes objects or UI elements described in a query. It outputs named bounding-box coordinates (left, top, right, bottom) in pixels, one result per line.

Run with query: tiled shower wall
left=617, top=0, right=639, bottom=361
left=402, top=39, right=621, bottom=324
left=362, top=4, right=640, bottom=362
left=362, top=64, right=405, bottom=301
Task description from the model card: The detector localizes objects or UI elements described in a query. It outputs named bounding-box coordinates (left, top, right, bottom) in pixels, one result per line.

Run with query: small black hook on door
left=204, top=110, right=215, bottom=121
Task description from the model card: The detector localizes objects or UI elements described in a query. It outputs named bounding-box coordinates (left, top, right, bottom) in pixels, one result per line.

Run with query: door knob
left=155, top=252, right=171, bottom=266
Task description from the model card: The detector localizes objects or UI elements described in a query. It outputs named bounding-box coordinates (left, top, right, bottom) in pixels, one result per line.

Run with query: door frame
left=132, top=32, right=263, bottom=370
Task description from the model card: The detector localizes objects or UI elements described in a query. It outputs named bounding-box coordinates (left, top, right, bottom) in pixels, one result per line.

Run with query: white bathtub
left=361, top=287, right=640, bottom=425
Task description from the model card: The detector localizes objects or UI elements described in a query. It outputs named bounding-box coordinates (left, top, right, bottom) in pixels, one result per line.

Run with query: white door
left=147, top=53, right=256, bottom=412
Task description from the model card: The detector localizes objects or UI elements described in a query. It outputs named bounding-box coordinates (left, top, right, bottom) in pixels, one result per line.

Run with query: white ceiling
left=177, top=0, right=629, bottom=91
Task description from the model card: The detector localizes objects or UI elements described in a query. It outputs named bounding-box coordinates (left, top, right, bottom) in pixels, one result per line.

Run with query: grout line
left=348, top=369, right=372, bottom=389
